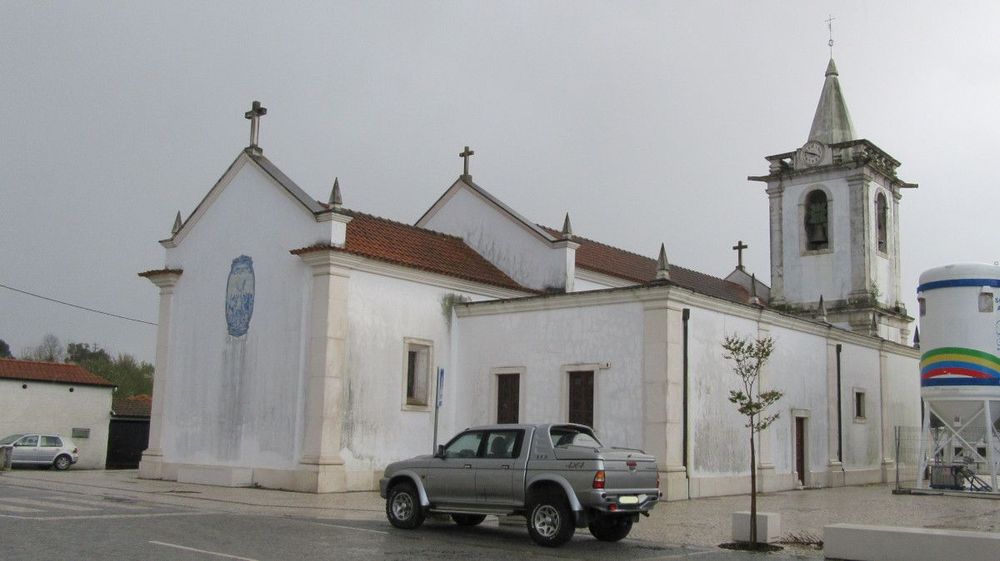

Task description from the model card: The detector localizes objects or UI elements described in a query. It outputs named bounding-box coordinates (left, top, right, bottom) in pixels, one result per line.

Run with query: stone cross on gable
left=732, top=240, right=748, bottom=270
left=244, top=100, right=267, bottom=148
left=459, top=146, right=475, bottom=178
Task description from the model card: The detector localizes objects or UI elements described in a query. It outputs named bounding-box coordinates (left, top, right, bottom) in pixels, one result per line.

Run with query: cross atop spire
left=826, top=14, right=836, bottom=58
left=459, top=146, right=475, bottom=178
left=732, top=240, right=748, bottom=270
left=244, top=100, right=267, bottom=149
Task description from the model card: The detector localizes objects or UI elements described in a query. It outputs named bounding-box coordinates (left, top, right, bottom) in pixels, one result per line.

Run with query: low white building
left=0, top=359, right=115, bottom=469
left=139, top=57, right=921, bottom=497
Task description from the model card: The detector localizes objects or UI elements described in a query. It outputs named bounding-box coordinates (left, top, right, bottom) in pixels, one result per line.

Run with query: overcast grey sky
left=2, top=1, right=998, bottom=362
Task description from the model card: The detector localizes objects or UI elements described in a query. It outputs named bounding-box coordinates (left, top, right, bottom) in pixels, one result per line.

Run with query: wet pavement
left=1, top=469, right=997, bottom=559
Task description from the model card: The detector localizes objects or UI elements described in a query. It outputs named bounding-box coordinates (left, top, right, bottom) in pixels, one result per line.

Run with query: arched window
left=804, top=190, right=829, bottom=251
left=875, top=192, right=888, bottom=253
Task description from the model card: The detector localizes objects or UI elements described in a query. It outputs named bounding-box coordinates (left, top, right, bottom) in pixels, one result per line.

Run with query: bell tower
left=750, top=59, right=917, bottom=344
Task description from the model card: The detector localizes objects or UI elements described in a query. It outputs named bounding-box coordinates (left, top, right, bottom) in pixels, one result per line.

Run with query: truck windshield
left=550, top=426, right=602, bottom=448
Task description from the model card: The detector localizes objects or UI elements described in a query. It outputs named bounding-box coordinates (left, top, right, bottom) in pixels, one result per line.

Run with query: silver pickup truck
left=379, top=423, right=661, bottom=547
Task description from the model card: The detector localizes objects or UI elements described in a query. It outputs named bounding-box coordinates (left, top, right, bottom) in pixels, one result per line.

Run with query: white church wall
left=836, top=342, right=882, bottom=475
left=421, top=186, right=570, bottom=291
left=781, top=178, right=853, bottom=305
left=573, top=277, right=615, bottom=292
left=160, top=160, right=332, bottom=471
left=341, top=270, right=487, bottom=479
left=454, top=300, right=646, bottom=449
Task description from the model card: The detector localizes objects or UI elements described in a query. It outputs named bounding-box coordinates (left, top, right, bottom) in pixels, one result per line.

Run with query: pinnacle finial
left=656, top=243, right=670, bottom=281
left=329, top=177, right=343, bottom=208
left=913, top=326, right=921, bottom=349
left=817, top=295, right=828, bottom=321
left=172, top=211, right=182, bottom=235
left=561, top=213, right=573, bottom=239
left=871, top=313, right=879, bottom=335
left=749, top=273, right=763, bottom=306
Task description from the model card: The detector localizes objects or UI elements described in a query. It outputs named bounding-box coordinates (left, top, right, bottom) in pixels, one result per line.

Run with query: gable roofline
left=163, top=148, right=328, bottom=248
left=416, top=176, right=559, bottom=245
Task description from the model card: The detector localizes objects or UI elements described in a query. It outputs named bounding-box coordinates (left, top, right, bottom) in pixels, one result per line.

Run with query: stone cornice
left=292, top=246, right=529, bottom=299
left=457, top=282, right=919, bottom=357
left=138, top=269, right=183, bottom=289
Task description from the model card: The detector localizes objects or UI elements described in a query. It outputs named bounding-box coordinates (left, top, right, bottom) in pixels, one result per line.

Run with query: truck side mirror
left=434, top=444, right=446, bottom=459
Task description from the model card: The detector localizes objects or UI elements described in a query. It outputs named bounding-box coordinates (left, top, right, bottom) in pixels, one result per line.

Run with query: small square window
left=918, top=297, right=926, bottom=317
left=404, top=340, right=431, bottom=408
left=978, top=293, right=994, bottom=313
left=854, top=391, right=866, bottom=421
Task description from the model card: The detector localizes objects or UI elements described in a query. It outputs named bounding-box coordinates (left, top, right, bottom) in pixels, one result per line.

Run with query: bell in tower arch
left=805, top=190, right=829, bottom=250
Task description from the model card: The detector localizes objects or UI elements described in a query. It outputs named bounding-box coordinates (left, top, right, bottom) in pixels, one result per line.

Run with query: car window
left=41, top=436, right=62, bottom=447
left=442, top=431, right=484, bottom=459
left=550, top=426, right=602, bottom=448
left=0, top=434, right=24, bottom=445
left=16, top=435, right=38, bottom=447
left=484, top=430, right=523, bottom=459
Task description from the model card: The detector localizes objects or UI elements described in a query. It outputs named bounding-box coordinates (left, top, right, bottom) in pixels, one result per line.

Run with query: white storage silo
left=917, top=263, right=1000, bottom=491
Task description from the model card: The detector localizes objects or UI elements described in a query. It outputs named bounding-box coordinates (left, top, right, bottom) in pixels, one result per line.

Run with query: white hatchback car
left=0, top=433, right=79, bottom=470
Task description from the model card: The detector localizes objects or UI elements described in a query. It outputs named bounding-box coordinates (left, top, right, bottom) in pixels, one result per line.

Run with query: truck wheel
left=588, top=514, right=633, bottom=542
left=386, top=482, right=425, bottom=529
left=451, top=514, right=487, bottom=526
left=527, top=494, right=575, bottom=547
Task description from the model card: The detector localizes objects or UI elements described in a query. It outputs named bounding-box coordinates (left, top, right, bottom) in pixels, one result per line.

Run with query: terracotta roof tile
left=293, top=210, right=529, bottom=292
left=542, top=227, right=753, bottom=305
left=0, top=359, right=115, bottom=387
left=112, top=394, right=152, bottom=418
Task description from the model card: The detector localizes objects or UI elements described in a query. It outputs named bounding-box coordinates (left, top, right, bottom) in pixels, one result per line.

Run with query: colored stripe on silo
left=920, top=347, right=1000, bottom=387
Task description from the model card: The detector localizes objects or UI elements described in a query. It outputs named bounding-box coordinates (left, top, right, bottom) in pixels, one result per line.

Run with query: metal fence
left=893, top=426, right=924, bottom=491
left=894, top=424, right=999, bottom=494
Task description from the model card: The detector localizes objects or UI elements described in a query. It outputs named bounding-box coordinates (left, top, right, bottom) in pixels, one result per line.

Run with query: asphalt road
left=0, top=483, right=814, bottom=561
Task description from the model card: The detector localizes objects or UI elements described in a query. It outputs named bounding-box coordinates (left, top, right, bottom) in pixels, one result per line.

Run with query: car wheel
left=386, top=481, right=425, bottom=530
left=526, top=493, right=575, bottom=547
left=451, top=514, right=487, bottom=526
left=53, top=455, right=72, bottom=471
left=588, top=514, right=633, bottom=542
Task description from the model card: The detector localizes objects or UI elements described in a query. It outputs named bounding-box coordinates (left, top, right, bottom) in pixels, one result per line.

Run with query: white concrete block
left=732, top=511, right=781, bottom=543
left=824, top=523, right=1000, bottom=561
left=177, top=465, right=253, bottom=487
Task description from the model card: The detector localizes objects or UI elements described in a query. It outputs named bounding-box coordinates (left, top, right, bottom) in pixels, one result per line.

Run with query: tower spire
left=808, top=57, right=855, bottom=145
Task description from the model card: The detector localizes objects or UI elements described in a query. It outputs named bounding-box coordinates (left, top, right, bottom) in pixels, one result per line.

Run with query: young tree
left=23, top=333, right=65, bottom=362
left=722, top=334, right=782, bottom=547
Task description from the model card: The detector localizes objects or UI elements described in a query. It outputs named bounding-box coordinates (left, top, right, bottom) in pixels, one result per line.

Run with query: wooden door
left=795, top=417, right=806, bottom=485
left=568, top=371, right=594, bottom=427
left=496, top=374, right=520, bottom=424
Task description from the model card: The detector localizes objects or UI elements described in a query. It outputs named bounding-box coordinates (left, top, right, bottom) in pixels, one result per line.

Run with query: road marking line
left=295, top=518, right=391, bottom=535
left=0, top=511, right=212, bottom=521
left=4, top=497, right=97, bottom=511
left=41, top=495, right=150, bottom=510
left=0, top=504, right=44, bottom=513
left=150, top=541, right=260, bottom=561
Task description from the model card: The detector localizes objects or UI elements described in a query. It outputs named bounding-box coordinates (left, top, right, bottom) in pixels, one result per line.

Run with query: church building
left=138, top=59, right=920, bottom=498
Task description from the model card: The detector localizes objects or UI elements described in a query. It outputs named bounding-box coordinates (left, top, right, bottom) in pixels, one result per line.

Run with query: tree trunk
left=750, top=425, right=757, bottom=546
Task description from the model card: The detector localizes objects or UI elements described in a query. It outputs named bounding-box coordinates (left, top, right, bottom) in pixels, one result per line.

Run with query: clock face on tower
left=801, top=141, right=825, bottom=166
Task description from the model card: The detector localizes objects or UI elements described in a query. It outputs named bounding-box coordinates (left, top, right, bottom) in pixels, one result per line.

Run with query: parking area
left=1, top=469, right=998, bottom=558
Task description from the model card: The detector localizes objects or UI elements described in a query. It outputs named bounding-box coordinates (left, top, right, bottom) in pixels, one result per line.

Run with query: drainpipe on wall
left=836, top=343, right=843, bottom=464
left=682, top=308, right=691, bottom=499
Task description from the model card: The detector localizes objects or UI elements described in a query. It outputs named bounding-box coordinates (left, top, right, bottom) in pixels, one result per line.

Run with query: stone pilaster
left=138, top=269, right=182, bottom=480
left=826, top=340, right=845, bottom=486
left=766, top=183, right=785, bottom=305
left=847, top=172, right=872, bottom=305
left=756, top=324, right=776, bottom=489
left=642, top=295, right=687, bottom=500
left=878, top=348, right=894, bottom=481
left=297, top=250, right=350, bottom=492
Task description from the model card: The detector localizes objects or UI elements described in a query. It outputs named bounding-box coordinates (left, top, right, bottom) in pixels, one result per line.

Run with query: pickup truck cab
left=379, top=423, right=661, bottom=546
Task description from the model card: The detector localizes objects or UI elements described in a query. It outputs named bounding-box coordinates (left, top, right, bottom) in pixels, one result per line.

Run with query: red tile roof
left=112, top=394, right=152, bottom=418
left=292, top=210, right=528, bottom=292
left=542, top=227, right=753, bottom=305
left=0, top=359, right=116, bottom=387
